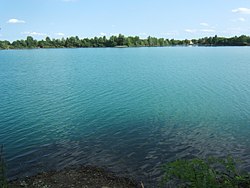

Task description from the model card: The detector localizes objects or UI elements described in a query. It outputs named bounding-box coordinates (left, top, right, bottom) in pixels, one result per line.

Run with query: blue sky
left=1, top=0, right=250, bottom=41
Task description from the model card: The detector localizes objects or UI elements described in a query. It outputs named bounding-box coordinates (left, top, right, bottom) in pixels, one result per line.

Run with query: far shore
left=1, top=34, right=250, bottom=50
left=1, top=45, right=250, bottom=52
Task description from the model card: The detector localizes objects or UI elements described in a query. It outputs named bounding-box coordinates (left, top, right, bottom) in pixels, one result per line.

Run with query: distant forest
left=1, top=34, right=250, bottom=49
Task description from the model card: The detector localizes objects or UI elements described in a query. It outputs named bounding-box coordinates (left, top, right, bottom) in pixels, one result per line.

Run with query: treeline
left=1, top=34, right=250, bottom=49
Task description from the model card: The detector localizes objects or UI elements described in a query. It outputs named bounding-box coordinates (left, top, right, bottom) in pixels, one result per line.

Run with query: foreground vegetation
left=161, top=157, right=250, bottom=188
left=1, top=34, right=250, bottom=50
left=2, top=143, right=250, bottom=188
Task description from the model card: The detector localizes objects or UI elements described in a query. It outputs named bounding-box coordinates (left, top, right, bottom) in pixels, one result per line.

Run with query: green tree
left=107, top=36, right=117, bottom=47
left=1, top=34, right=250, bottom=49
left=0, top=40, right=11, bottom=49
left=212, top=35, right=218, bottom=45
left=117, top=34, right=125, bottom=46
left=26, top=36, right=37, bottom=48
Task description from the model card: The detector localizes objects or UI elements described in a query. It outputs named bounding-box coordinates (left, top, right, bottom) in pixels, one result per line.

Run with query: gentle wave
left=0, top=47, right=250, bottom=186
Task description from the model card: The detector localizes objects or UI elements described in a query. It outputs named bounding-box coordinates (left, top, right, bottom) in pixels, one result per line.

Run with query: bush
left=161, top=156, right=250, bottom=188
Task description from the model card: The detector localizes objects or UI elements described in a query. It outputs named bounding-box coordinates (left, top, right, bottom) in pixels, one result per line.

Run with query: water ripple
left=0, top=48, right=250, bottom=186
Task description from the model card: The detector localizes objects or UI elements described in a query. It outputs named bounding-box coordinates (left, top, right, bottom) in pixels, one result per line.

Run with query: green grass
left=0, top=145, right=8, bottom=188
left=161, top=156, right=250, bottom=188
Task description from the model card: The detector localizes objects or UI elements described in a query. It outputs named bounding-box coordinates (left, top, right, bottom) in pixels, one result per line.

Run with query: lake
left=0, top=47, right=250, bottom=185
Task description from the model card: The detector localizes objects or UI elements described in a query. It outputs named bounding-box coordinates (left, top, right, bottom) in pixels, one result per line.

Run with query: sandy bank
left=9, top=166, right=141, bottom=188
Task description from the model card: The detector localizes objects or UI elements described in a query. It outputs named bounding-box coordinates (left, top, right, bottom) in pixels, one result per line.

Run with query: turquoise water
left=0, top=47, right=250, bottom=185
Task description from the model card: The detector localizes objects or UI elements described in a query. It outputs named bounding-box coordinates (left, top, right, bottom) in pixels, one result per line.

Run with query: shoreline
left=1, top=45, right=250, bottom=52
left=9, top=165, right=141, bottom=188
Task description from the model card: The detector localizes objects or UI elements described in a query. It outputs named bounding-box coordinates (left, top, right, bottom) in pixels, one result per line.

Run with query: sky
left=0, top=0, right=250, bottom=41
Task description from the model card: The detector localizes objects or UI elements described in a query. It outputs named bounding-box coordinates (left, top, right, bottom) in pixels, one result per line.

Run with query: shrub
left=161, top=156, right=250, bottom=188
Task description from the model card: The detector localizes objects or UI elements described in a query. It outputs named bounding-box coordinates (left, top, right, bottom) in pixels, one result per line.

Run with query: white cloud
left=7, top=18, right=25, bottom=24
left=55, top=32, right=65, bottom=36
left=232, top=8, right=250, bottom=14
left=200, top=29, right=215, bottom=33
left=185, top=29, right=197, bottom=33
left=200, top=22, right=209, bottom=27
left=238, top=17, right=246, bottom=22
left=100, top=32, right=106, bottom=36
left=231, top=17, right=246, bottom=22
left=22, top=31, right=47, bottom=36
